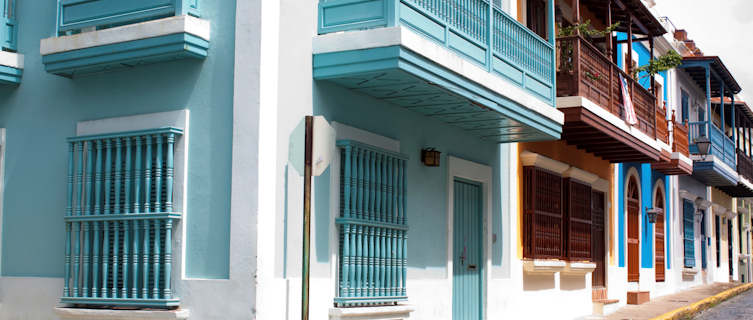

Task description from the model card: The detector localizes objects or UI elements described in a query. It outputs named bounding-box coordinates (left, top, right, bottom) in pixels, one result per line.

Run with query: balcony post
left=548, top=0, right=556, bottom=104
left=627, top=17, right=633, bottom=76
left=650, top=37, right=655, bottom=95
left=732, top=94, right=736, bottom=147
left=721, top=81, right=726, bottom=134
left=706, top=65, right=711, bottom=138
left=605, top=0, right=613, bottom=57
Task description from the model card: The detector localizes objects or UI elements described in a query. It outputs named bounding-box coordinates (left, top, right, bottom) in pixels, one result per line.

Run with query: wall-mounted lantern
left=646, top=207, right=662, bottom=223
left=695, top=197, right=711, bottom=223
left=421, top=148, right=441, bottom=167
left=694, top=135, right=711, bottom=157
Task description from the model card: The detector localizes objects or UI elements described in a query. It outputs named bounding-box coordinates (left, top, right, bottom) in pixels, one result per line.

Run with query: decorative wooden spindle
left=153, top=220, right=161, bottom=298
left=144, top=135, right=152, bottom=213
left=104, top=140, right=112, bottom=215
left=111, top=221, right=119, bottom=298
left=85, top=141, right=94, bottom=215
left=66, top=143, right=74, bottom=217
left=82, top=222, right=90, bottom=297
left=164, top=220, right=173, bottom=299
left=165, top=133, right=175, bottom=212
left=132, top=219, right=139, bottom=298
left=124, top=138, right=132, bottom=213
left=114, top=138, right=122, bottom=214
left=102, top=221, right=109, bottom=298
left=142, top=219, right=150, bottom=298
left=75, top=142, right=84, bottom=216
left=64, top=222, right=71, bottom=297
left=134, top=137, right=142, bottom=213
left=92, top=221, right=100, bottom=297
left=72, top=222, right=80, bottom=297
left=155, top=135, right=163, bottom=212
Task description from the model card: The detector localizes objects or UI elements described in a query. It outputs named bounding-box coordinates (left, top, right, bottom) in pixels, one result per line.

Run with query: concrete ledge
left=54, top=308, right=190, bottom=320
left=41, top=15, right=210, bottom=55
left=329, top=305, right=414, bottom=319
left=523, top=259, right=567, bottom=274
left=650, top=283, right=753, bottom=320
left=0, top=51, right=23, bottom=69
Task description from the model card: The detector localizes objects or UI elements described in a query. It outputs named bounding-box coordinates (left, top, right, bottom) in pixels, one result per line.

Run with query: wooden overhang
left=651, top=151, right=692, bottom=175
left=561, top=107, right=661, bottom=163
left=579, top=0, right=667, bottom=37
left=680, top=57, right=742, bottom=97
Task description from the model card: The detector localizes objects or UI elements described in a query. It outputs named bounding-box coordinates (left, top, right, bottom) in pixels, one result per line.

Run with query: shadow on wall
left=523, top=273, right=555, bottom=291
left=560, top=274, right=586, bottom=291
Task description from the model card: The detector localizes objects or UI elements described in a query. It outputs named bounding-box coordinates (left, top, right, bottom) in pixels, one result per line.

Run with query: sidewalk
left=605, top=282, right=740, bottom=320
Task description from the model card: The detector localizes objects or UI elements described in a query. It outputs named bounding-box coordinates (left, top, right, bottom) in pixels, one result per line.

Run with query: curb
left=649, top=283, right=753, bottom=320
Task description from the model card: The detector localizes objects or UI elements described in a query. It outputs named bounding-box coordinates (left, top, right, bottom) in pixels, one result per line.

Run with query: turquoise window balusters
left=62, top=127, right=183, bottom=308
left=335, top=140, right=408, bottom=307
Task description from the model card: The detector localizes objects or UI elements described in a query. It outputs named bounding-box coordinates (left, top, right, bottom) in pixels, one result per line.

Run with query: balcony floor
left=691, top=156, right=739, bottom=186
left=313, top=27, right=563, bottom=143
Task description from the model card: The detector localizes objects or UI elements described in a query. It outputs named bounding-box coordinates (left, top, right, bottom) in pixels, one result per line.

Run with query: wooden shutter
left=683, top=199, right=696, bottom=268
left=591, top=191, right=606, bottom=287
left=523, top=167, right=563, bottom=259
left=565, top=179, right=592, bottom=261
left=655, top=190, right=665, bottom=282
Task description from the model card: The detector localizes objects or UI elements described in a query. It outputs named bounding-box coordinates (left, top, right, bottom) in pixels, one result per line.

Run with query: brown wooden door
left=655, top=190, right=665, bottom=282
left=592, top=191, right=606, bottom=288
left=627, top=178, right=640, bottom=283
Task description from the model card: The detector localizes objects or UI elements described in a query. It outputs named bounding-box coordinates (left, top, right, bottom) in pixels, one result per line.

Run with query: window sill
left=682, top=268, right=699, bottom=276
left=54, top=308, right=189, bottom=320
left=563, top=261, right=597, bottom=275
left=0, top=51, right=23, bottom=85
left=329, top=305, right=414, bottom=319
left=40, top=15, right=210, bottom=78
left=523, top=259, right=567, bottom=274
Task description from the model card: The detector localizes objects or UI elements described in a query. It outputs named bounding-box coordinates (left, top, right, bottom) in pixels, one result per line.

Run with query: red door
left=592, top=191, right=606, bottom=287
left=627, top=178, right=640, bottom=283
left=655, top=190, right=665, bottom=282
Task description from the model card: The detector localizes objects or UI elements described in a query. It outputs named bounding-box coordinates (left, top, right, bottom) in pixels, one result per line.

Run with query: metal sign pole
left=301, top=115, right=313, bottom=320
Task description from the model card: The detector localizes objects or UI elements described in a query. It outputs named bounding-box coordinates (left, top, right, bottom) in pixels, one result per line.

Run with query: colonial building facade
left=0, top=1, right=751, bottom=320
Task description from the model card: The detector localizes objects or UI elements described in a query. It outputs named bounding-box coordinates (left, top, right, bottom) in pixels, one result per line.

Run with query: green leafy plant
left=558, top=20, right=620, bottom=38
left=633, top=50, right=683, bottom=80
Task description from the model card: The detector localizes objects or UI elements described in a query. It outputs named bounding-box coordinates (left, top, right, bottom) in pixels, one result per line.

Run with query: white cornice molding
left=563, top=166, right=599, bottom=184
left=520, top=151, right=569, bottom=174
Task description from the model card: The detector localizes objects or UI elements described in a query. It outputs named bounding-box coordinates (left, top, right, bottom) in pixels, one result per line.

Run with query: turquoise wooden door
left=453, top=180, right=483, bottom=320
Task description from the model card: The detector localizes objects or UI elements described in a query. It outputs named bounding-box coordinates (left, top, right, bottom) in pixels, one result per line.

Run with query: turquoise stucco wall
left=311, top=81, right=504, bottom=272
left=0, top=1, right=236, bottom=278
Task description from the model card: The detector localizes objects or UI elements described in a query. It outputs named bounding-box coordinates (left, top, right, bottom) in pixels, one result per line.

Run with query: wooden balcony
left=688, top=121, right=739, bottom=186
left=717, top=149, right=753, bottom=197
left=656, top=103, right=669, bottom=144
left=556, top=35, right=660, bottom=163
left=652, top=119, right=692, bottom=175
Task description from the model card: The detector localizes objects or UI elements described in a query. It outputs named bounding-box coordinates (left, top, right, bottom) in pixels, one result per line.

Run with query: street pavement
left=605, top=282, right=738, bottom=320
left=694, top=288, right=753, bottom=320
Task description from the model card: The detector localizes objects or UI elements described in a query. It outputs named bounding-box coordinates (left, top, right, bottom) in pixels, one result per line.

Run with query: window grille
left=565, top=179, right=592, bottom=261
left=683, top=199, right=696, bottom=268
left=523, top=166, right=564, bottom=259
left=62, top=127, right=183, bottom=308
left=335, top=140, right=408, bottom=307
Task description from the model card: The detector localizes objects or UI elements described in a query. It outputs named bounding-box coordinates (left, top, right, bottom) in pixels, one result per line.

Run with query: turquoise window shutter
left=56, top=0, right=200, bottom=35
left=62, top=128, right=182, bottom=308
left=335, top=140, right=409, bottom=307
left=1, top=0, right=16, bottom=51
left=682, top=199, right=695, bottom=268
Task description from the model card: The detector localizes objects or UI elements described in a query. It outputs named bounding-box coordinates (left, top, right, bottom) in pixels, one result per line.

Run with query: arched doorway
left=627, top=176, right=640, bottom=283
left=654, top=187, right=665, bottom=282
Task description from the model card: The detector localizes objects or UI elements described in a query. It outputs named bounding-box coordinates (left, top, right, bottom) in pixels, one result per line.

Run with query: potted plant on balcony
left=557, top=21, right=619, bottom=74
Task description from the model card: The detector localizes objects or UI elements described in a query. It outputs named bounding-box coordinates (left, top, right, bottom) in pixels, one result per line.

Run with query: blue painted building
left=0, top=1, right=259, bottom=319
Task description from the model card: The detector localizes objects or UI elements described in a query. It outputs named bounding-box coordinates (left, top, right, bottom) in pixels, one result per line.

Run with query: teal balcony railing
left=318, top=0, right=556, bottom=104
left=1, top=0, right=16, bottom=51
left=56, top=0, right=199, bottom=35
left=62, top=127, right=183, bottom=308
left=688, top=121, right=736, bottom=168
